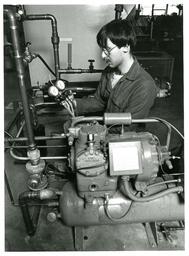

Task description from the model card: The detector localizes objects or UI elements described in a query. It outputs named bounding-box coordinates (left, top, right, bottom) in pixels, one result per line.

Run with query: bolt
left=104, top=181, right=109, bottom=186
left=47, top=212, right=57, bottom=223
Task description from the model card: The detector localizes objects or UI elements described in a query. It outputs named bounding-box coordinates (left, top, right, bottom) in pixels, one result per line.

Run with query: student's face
left=101, top=38, right=125, bottom=68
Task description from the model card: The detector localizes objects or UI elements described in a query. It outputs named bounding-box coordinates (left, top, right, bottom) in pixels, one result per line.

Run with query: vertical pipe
left=49, top=15, right=60, bottom=79
left=151, top=4, right=154, bottom=17
left=20, top=203, right=36, bottom=236
left=19, top=191, right=39, bottom=236
left=165, top=4, right=168, bottom=15
left=4, top=8, right=36, bottom=149
left=67, top=43, right=72, bottom=69
left=150, top=19, right=154, bottom=40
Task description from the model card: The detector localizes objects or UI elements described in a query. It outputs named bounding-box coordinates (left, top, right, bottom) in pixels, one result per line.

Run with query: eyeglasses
left=102, top=46, right=117, bottom=56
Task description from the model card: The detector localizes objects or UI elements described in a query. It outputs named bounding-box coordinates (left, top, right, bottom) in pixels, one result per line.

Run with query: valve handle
left=88, top=59, right=95, bottom=71
left=26, top=42, right=31, bottom=47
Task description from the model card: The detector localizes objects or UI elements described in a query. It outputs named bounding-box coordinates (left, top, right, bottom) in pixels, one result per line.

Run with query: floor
left=4, top=54, right=184, bottom=251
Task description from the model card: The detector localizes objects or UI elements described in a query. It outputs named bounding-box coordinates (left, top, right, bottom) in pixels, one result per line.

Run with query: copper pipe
left=58, top=68, right=102, bottom=74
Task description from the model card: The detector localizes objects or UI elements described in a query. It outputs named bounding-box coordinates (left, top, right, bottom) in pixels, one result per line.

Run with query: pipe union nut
left=26, top=159, right=45, bottom=174
left=27, top=148, right=40, bottom=163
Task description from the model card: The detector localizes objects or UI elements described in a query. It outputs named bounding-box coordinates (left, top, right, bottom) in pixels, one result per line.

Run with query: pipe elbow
left=4, top=9, right=16, bottom=24
left=45, top=14, right=57, bottom=25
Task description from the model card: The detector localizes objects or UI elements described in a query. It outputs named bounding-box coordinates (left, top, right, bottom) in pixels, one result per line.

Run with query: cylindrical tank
left=59, top=182, right=184, bottom=226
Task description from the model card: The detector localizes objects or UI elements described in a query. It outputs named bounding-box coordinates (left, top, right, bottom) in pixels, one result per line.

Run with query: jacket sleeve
left=76, top=72, right=107, bottom=115
left=124, top=80, right=157, bottom=119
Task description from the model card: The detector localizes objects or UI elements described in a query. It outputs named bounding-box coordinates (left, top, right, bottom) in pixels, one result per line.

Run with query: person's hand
left=63, top=118, right=72, bottom=133
left=61, top=90, right=77, bottom=117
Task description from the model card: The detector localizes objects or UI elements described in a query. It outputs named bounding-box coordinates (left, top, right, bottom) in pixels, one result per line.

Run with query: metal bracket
left=159, top=221, right=184, bottom=242
left=144, top=222, right=158, bottom=248
left=73, top=226, right=84, bottom=251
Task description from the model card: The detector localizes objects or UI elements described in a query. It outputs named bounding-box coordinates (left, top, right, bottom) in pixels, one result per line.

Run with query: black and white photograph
left=3, top=2, right=187, bottom=254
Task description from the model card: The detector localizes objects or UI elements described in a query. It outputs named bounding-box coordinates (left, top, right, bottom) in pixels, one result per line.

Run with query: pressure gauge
left=55, top=80, right=65, bottom=91
left=48, top=85, right=59, bottom=97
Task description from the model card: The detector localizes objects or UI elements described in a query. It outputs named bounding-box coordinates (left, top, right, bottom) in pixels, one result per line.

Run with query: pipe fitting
left=51, top=35, right=59, bottom=45
left=104, top=113, right=132, bottom=126
left=121, top=176, right=130, bottom=181
left=27, top=148, right=40, bottom=165
left=19, top=191, right=39, bottom=204
left=27, top=173, right=48, bottom=191
left=19, top=188, right=57, bottom=202
left=26, top=159, right=45, bottom=174
left=39, top=189, right=56, bottom=200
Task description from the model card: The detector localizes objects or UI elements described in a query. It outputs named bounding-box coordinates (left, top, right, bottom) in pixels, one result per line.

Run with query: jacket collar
left=123, top=56, right=140, bottom=81
left=109, top=56, right=140, bottom=81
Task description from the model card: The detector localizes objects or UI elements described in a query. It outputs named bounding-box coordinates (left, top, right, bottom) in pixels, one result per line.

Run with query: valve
left=23, top=42, right=37, bottom=64
left=88, top=59, right=95, bottom=71
left=16, top=5, right=26, bottom=17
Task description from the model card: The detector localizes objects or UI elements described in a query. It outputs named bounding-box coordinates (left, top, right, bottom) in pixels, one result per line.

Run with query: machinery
left=4, top=6, right=184, bottom=250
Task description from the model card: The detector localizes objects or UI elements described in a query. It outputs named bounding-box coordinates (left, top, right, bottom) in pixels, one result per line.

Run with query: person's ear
left=121, top=44, right=130, bottom=53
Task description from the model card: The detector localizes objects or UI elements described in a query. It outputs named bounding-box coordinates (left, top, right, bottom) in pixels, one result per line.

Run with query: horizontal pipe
left=71, top=116, right=103, bottom=127
left=5, top=134, right=68, bottom=143
left=71, top=115, right=160, bottom=128
left=132, top=118, right=159, bottom=123
left=33, top=102, right=58, bottom=108
left=58, top=68, right=102, bottom=74
left=10, top=149, right=67, bottom=161
left=147, top=179, right=181, bottom=189
left=5, top=145, right=66, bottom=149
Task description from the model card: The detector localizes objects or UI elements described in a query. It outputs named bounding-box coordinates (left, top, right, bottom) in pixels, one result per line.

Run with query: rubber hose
left=122, top=179, right=183, bottom=202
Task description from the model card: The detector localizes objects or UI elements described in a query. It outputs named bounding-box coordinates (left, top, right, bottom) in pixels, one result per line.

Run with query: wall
left=23, top=5, right=132, bottom=86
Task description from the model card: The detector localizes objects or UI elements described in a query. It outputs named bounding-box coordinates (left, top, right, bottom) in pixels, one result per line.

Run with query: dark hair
left=96, top=19, right=136, bottom=52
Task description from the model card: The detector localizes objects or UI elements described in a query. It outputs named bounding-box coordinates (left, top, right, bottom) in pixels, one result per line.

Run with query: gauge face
left=48, top=85, right=59, bottom=97
left=55, top=80, right=65, bottom=90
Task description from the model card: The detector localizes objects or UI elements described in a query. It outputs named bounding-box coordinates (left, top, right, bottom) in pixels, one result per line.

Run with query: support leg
left=144, top=222, right=158, bottom=248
